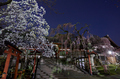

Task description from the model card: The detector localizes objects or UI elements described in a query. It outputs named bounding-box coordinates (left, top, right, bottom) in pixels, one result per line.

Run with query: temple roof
left=104, top=35, right=120, bottom=49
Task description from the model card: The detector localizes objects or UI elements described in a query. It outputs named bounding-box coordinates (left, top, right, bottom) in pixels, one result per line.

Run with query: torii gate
left=1, top=41, right=22, bottom=79
left=19, top=47, right=40, bottom=79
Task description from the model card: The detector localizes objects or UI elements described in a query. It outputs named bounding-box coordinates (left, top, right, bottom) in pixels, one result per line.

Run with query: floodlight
left=108, top=51, right=112, bottom=54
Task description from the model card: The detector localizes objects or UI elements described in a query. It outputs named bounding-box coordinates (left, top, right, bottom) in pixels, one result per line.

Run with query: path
left=36, top=57, right=102, bottom=79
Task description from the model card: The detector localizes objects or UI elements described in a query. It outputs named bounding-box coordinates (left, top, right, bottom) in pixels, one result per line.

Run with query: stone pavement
left=35, top=58, right=120, bottom=79
left=35, top=58, right=102, bottom=79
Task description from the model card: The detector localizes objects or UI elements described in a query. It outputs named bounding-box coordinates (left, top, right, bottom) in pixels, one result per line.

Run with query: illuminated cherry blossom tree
left=88, top=35, right=115, bottom=56
left=0, top=0, right=54, bottom=57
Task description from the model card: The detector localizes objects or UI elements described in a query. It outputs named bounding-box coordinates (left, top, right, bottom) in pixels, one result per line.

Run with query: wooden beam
left=4, top=50, right=17, bottom=56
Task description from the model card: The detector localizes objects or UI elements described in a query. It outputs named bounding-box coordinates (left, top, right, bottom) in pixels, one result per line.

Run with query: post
left=33, top=54, right=36, bottom=73
left=88, top=54, right=92, bottom=75
left=14, top=53, right=20, bottom=79
left=31, top=53, right=36, bottom=79
left=2, top=53, right=11, bottom=79
left=34, top=57, right=40, bottom=79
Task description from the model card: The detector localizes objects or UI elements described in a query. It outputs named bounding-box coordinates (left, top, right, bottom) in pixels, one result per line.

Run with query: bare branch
left=0, top=0, right=12, bottom=6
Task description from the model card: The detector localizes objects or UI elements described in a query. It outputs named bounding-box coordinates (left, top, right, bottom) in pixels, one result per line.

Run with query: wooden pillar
left=33, top=54, right=36, bottom=73
left=2, top=53, right=11, bottom=79
left=88, top=54, right=92, bottom=75
left=34, top=57, right=39, bottom=79
left=14, top=53, right=20, bottom=79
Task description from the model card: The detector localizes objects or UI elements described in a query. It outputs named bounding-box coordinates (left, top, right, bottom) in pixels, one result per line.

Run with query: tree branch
left=0, top=0, right=12, bottom=6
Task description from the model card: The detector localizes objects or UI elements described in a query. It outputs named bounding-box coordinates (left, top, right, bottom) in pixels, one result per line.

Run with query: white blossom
left=0, top=0, right=54, bottom=57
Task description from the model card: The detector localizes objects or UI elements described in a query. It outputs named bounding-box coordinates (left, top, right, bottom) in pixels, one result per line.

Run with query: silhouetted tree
left=0, top=0, right=12, bottom=6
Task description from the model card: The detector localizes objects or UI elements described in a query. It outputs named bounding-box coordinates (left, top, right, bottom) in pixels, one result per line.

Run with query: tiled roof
left=104, top=35, right=120, bottom=48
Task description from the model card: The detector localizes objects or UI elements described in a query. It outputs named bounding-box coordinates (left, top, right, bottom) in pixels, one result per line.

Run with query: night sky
left=39, top=0, right=120, bottom=46
left=1, top=0, right=120, bottom=46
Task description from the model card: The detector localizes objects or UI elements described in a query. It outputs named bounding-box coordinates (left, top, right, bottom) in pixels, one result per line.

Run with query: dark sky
left=41, top=0, right=120, bottom=46
left=2, top=0, right=120, bottom=46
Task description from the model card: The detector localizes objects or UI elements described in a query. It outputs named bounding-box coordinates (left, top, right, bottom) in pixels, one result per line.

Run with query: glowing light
left=108, top=51, right=112, bottom=54
left=102, top=46, right=105, bottom=48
